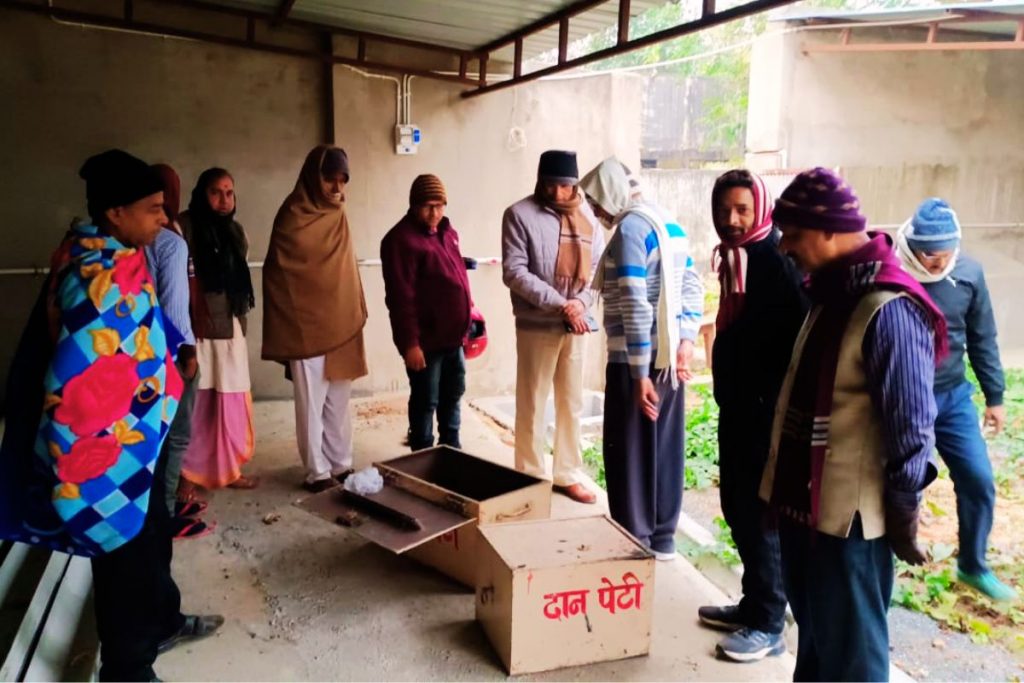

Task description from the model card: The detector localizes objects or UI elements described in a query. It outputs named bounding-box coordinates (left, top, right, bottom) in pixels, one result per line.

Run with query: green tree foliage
left=563, top=0, right=939, bottom=161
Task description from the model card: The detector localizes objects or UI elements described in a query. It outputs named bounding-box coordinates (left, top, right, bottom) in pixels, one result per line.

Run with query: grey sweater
left=501, top=195, right=606, bottom=330
left=922, top=254, right=1005, bottom=406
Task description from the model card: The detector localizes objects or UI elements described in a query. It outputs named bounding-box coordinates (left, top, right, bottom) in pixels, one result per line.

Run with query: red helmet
left=464, top=306, right=487, bottom=360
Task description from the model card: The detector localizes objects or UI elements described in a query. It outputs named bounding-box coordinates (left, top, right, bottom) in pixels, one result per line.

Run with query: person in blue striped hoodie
left=580, top=157, right=703, bottom=561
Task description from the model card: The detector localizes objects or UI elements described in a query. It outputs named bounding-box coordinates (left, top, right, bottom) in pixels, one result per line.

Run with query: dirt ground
left=680, top=447, right=1024, bottom=682
left=157, top=397, right=797, bottom=682
left=918, top=444, right=1024, bottom=559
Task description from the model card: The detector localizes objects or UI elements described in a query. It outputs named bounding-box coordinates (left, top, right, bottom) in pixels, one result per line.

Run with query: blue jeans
left=934, top=381, right=996, bottom=574
left=780, top=516, right=894, bottom=682
left=407, top=347, right=466, bottom=451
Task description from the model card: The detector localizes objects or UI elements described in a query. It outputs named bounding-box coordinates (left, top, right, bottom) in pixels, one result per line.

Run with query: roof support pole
left=275, top=0, right=298, bottom=26
left=464, top=0, right=801, bottom=97
left=618, top=0, right=631, bottom=44
left=476, top=0, right=608, bottom=54
left=558, top=17, right=569, bottom=64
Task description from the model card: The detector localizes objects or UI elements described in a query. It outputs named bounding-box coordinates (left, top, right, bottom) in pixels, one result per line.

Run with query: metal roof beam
left=476, top=0, right=611, bottom=54
left=947, top=7, right=1023, bottom=22
left=160, top=0, right=481, bottom=59
left=463, top=0, right=801, bottom=98
left=803, top=19, right=1024, bottom=53
left=1, top=0, right=481, bottom=85
left=618, top=0, right=631, bottom=43
left=274, top=0, right=298, bottom=25
left=804, top=39, right=1024, bottom=52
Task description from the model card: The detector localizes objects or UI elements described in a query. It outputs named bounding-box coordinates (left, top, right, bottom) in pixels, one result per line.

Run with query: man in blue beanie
left=896, top=197, right=1017, bottom=602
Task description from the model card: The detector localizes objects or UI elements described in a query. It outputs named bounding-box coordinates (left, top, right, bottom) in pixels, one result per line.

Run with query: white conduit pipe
left=0, top=256, right=504, bottom=277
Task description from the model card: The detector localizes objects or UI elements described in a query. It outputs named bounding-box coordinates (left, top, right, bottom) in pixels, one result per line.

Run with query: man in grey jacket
left=502, top=150, right=605, bottom=504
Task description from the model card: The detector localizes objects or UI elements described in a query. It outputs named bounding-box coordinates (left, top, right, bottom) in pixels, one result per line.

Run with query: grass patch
left=581, top=440, right=605, bottom=490
left=895, top=365, right=1024, bottom=653
left=684, top=384, right=720, bottom=490
left=579, top=382, right=721, bottom=493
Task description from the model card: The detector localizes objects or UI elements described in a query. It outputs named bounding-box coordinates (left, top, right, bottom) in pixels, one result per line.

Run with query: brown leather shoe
left=554, top=483, right=597, bottom=504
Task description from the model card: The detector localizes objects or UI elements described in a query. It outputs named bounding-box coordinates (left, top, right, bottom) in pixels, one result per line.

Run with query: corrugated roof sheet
left=772, top=0, right=1024, bottom=37
left=208, top=0, right=668, bottom=60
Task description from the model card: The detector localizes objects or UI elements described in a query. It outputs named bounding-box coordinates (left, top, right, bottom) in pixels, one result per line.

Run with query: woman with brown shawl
left=263, top=145, right=368, bottom=493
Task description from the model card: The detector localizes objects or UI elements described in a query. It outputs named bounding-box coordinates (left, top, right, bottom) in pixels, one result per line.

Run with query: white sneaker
left=653, top=550, right=677, bottom=562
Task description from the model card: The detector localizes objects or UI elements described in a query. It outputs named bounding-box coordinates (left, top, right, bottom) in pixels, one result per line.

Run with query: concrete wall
left=0, top=9, right=322, bottom=408
left=745, top=27, right=1024, bottom=349
left=320, top=65, right=643, bottom=400
left=640, top=168, right=796, bottom=269
left=0, top=9, right=644, bottom=406
left=746, top=27, right=1024, bottom=221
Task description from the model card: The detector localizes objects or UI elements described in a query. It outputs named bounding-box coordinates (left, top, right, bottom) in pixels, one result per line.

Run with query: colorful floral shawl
left=0, top=223, right=182, bottom=557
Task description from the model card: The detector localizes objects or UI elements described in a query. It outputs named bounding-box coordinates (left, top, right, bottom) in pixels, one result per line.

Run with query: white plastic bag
left=343, top=466, right=384, bottom=495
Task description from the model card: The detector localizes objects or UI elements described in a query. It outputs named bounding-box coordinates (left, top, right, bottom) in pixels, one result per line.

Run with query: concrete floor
left=159, top=397, right=796, bottom=682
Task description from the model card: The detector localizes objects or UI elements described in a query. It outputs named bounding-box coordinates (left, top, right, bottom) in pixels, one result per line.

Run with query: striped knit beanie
left=773, top=167, right=866, bottom=233
left=409, top=174, right=447, bottom=206
left=905, top=198, right=961, bottom=252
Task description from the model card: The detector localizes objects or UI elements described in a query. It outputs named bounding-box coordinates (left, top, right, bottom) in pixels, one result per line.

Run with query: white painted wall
left=0, top=9, right=645, bottom=405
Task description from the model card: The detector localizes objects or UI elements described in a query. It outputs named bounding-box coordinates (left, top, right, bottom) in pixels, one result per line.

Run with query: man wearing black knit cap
left=0, top=149, right=222, bottom=681
left=501, top=150, right=604, bottom=504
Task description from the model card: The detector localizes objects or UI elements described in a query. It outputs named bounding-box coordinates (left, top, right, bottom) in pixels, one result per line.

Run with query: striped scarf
left=712, top=173, right=774, bottom=333
left=770, top=233, right=946, bottom=527
left=536, top=186, right=594, bottom=293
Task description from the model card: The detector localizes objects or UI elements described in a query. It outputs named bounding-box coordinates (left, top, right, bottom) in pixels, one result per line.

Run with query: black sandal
left=157, top=614, right=225, bottom=654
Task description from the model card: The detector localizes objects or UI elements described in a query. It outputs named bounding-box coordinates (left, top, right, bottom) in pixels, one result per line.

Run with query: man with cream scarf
left=579, top=157, right=704, bottom=557
left=896, top=198, right=1016, bottom=602
left=501, top=150, right=605, bottom=504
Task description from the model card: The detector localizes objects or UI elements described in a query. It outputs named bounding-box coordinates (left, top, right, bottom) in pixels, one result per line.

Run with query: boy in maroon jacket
left=381, top=174, right=473, bottom=450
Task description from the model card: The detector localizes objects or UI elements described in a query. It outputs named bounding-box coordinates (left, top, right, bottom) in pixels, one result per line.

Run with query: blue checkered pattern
left=26, top=224, right=180, bottom=557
